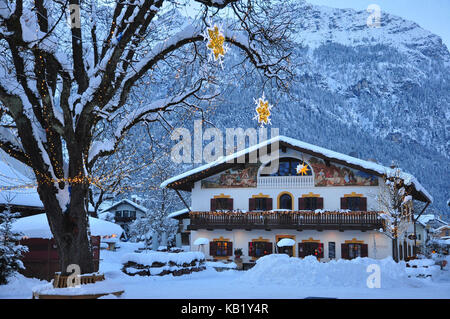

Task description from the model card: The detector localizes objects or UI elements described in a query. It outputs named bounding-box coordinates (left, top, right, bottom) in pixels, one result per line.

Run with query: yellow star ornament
left=296, top=163, right=310, bottom=176
left=207, top=26, right=225, bottom=61
left=253, top=94, right=273, bottom=126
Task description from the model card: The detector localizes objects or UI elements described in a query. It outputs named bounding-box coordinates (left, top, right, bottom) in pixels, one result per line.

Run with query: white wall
left=191, top=229, right=392, bottom=262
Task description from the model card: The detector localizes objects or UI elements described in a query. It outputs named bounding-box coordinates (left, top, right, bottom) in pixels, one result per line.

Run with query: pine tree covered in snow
left=0, top=207, right=28, bottom=285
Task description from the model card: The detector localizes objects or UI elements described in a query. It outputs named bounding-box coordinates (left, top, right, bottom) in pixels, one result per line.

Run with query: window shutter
left=318, top=243, right=324, bottom=258
left=266, top=242, right=273, bottom=254
left=249, top=198, right=256, bottom=211
left=341, top=243, right=349, bottom=259
left=248, top=242, right=253, bottom=257
left=361, top=244, right=368, bottom=258
left=360, top=197, right=367, bottom=211
left=266, top=198, right=273, bottom=211
left=209, top=241, right=217, bottom=256
left=210, top=198, right=216, bottom=211
left=340, top=197, right=348, bottom=210
left=227, top=198, right=234, bottom=211
left=226, top=241, right=233, bottom=256
left=298, top=198, right=306, bottom=210
left=298, top=243, right=305, bottom=258
left=317, top=197, right=324, bottom=210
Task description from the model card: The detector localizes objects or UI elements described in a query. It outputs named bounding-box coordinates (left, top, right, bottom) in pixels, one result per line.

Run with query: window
left=279, top=193, right=292, bottom=210
left=216, top=198, right=230, bottom=210
left=255, top=198, right=267, bottom=210
left=115, top=211, right=122, bottom=218
left=348, top=243, right=362, bottom=259
left=211, top=197, right=233, bottom=211
left=299, top=196, right=324, bottom=210
left=260, top=158, right=312, bottom=177
left=181, top=232, right=190, bottom=246
left=130, top=211, right=136, bottom=219
left=341, top=243, right=368, bottom=259
left=210, top=241, right=233, bottom=257
left=248, top=241, right=272, bottom=258
left=341, top=197, right=367, bottom=211
left=298, top=242, right=324, bottom=258
left=328, top=242, right=336, bottom=259
left=347, top=198, right=361, bottom=211
left=249, top=197, right=273, bottom=211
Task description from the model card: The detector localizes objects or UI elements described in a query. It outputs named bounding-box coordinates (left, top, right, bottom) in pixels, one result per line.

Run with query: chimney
left=390, top=160, right=397, bottom=169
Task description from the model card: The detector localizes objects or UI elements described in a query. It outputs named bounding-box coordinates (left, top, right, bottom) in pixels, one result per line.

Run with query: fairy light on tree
left=0, top=0, right=296, bottom=276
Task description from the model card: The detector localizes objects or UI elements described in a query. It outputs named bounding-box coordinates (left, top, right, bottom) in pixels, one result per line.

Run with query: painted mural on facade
left=201, top=164, right=259, bottom=188
left=308, top=156, right=379, bottom=187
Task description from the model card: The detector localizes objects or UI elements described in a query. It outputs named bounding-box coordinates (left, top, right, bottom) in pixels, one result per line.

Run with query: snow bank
left=121, top=251, right=205, bottom=266
left=32, top=281, right=124, bottom=297
left=408, top=259, right=435, bottom=267
left=240, top=254, right=424, bottom=289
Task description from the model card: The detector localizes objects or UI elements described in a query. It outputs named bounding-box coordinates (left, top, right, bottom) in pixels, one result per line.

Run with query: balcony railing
left=257, top=175, right=314, bottom=188
left=188, top=211, right=384, bottom=231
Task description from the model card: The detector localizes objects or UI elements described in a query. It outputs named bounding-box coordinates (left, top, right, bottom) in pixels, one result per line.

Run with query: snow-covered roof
left=193, top=237, right=209, bottom=245
left=0, top=150, right=43, bottom=208
left=415, top=214, right=448, bottom=227
left=277, top=238, right=296, bottom=247
left=435, top=225, right=450, bottom=232
left=12, top=213, right=124, bottom=239
left=161, top=135, right=432, bottom=202
left=99, top=198, right=148, bottom=214
left=168, top=208, right=190, bottom=219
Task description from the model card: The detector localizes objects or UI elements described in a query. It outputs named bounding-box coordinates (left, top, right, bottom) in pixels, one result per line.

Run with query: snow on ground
left=1, top=242, right=449, bottom=299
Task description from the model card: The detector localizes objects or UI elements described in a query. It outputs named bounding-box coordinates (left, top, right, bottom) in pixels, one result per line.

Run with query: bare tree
left=377, top=168, right=414, bottom=261
left=0, top=0, right=296, bottom=274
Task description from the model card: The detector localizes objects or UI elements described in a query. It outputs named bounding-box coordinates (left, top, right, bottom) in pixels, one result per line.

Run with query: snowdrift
left=240, top=254, right=426, bottom=289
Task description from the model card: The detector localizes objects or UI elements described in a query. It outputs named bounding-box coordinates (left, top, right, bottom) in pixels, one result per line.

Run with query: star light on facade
left=296, top=162, right=310, bottom=176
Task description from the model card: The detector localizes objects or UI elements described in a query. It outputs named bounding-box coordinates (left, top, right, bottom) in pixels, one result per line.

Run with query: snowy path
left=1, top=242, right=449, bottom=299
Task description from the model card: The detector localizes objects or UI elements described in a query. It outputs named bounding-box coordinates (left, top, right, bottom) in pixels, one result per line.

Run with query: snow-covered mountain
left=204, top=1, right=450, bottom=214
left=292, top=1, right=449, bottom=158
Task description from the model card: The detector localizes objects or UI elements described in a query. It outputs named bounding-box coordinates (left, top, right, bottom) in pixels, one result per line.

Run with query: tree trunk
left=392, top=237, right=398, bottom=262
left=37, top=180, right=94, bottom=275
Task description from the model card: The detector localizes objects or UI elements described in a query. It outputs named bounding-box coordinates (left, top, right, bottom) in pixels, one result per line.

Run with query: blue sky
left=308, top=0, right=450, bottom=49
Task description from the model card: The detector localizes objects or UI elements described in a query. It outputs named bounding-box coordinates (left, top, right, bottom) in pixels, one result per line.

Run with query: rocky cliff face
left=210, top=1, right=449, bottom=214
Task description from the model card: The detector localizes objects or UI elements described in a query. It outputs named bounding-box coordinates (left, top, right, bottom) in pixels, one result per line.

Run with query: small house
left=98, top=198, right=148, bottom=234
left=12, top=213, right=123, bottom=280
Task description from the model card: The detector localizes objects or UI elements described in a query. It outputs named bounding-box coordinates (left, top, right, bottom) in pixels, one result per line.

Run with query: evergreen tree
left=0, top=207, right=28, bottom=285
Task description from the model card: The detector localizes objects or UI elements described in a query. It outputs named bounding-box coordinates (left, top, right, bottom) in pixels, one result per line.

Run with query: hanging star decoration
left=253, top=94, right=273, bottom=126
left=205, top=24, right=228, bottom=67
left=296, top=162, right=310, bottom=176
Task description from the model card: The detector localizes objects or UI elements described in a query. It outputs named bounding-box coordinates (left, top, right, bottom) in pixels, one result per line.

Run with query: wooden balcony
left=188, top=211, right=384, bottom=231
